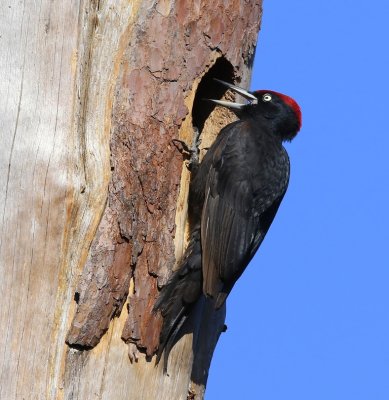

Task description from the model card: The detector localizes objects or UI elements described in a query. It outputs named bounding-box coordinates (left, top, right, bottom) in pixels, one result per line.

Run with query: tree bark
left=0, top=1, right=262, bottom=399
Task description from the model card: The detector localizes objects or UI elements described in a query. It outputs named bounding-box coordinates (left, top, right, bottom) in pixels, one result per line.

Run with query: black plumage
left=154, top=82, right=302, bottom=370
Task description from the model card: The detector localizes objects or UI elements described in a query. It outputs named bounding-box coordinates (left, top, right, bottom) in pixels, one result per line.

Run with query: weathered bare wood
left=0, top=1, right=262, bottom=399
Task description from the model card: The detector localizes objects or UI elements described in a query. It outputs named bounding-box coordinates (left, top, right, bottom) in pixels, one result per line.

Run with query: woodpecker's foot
left=172, top=127, right=201, bottom=173
left=172, top=139, right=193, bottom=155
left=189, top=127, right=201, bottom=173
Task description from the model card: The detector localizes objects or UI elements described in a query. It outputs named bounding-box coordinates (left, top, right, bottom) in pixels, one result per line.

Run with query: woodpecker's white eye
left=262, top=93, right=272, bottom=102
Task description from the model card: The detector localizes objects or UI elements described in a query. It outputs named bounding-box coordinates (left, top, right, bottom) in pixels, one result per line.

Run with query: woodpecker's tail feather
left=154, top=229, right=202, bottom=372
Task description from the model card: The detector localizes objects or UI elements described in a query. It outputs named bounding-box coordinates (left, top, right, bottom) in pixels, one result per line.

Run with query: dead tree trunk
left=0, top=1, right=262, bottom=399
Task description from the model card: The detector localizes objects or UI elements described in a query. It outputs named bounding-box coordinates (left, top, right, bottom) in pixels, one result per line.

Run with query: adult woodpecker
left=154, top=79, right=302, bottom=370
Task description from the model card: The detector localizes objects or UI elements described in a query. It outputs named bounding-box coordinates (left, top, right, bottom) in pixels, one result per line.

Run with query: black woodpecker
left=154, top=79, right=302, bottom=370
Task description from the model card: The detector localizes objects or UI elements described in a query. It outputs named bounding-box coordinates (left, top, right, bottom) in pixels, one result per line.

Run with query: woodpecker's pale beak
left=207, top=79, right=258, bottom=110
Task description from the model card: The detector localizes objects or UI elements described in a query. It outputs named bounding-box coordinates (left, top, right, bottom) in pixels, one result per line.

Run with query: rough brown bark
left=0, top=1, right=262, bottom=399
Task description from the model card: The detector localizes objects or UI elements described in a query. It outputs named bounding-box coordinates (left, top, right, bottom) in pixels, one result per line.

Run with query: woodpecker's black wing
left=200, top=120, right=289, bottom=308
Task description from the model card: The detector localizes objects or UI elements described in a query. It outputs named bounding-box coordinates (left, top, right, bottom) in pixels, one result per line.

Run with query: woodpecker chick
left=154, top=79, right=302, bottom=371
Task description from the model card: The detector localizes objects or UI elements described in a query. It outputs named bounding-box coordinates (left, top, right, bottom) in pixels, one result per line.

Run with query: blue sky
left=206, top=1, right=389, bottom=399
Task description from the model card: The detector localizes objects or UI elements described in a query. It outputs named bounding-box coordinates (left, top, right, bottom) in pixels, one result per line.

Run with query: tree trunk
left=0, top=1, right=262, bottom=399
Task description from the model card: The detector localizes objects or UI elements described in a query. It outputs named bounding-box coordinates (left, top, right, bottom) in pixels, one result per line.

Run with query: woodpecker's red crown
left=253, top=90, right=302, bottom=132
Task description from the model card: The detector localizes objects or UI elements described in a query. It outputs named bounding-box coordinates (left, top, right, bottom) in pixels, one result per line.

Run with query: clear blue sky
left=206, top=1, right=389, bottom=399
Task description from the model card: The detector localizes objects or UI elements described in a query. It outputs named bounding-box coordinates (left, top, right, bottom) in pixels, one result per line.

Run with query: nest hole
left=192, top=57, right=235, bottom=133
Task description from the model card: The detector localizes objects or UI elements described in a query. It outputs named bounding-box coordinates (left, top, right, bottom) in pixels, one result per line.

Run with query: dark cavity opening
left=192, top=57, right=235, bottom=133
left=74, top=291, right=80, bottom=304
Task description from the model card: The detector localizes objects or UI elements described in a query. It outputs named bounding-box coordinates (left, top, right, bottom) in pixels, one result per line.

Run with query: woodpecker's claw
left=172, top=128, right=201, bottom=173
left=172, top=139, right=192, bottom=155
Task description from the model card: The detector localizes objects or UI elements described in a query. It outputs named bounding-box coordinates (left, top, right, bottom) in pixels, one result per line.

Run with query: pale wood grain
left=0, top=1, right=82, bottom=399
